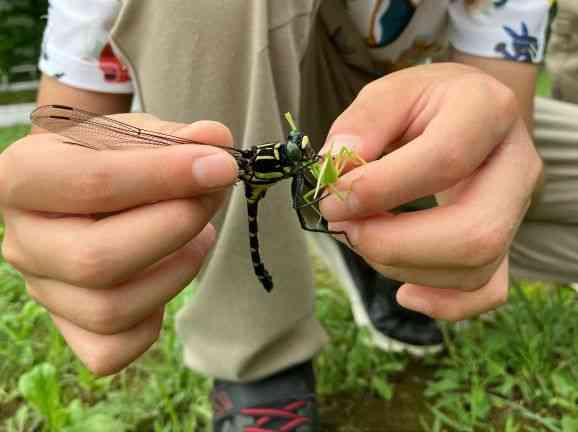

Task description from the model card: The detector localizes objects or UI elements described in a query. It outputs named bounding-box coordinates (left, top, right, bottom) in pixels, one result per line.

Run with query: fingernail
left=321, top=134, right=361, bottom=155
left=191, top=152, right=238, bottom=188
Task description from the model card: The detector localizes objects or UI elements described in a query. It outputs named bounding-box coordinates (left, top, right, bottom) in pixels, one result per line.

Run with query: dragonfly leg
left=291, top=175, right=352, bottom=246
left=293, top=199, right=352, bottom=247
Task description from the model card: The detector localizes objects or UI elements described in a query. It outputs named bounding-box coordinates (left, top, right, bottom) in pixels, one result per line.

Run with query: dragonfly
left=30, top=105, right=346, bottom=292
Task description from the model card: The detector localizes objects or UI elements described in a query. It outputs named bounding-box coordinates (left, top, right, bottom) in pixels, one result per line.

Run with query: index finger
left=0, top=116, right=238, bottom=213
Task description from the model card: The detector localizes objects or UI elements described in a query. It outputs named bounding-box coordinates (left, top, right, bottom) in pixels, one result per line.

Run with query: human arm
left=34, top=73, right=133, bottom=124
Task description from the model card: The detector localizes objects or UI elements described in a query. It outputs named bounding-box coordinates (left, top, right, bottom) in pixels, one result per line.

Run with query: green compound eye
left=286, top=140, right=303, bottom=162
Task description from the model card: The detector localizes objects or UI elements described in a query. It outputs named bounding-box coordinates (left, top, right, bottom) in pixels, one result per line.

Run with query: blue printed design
left=493, top=0, right=509, bottom=7
left=494, top=22, right=539, bottom=62
left=369, top=0, right=416, bottom=47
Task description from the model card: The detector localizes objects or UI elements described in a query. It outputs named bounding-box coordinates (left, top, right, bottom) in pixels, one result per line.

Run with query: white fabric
left=346, top=0, right=552, bottom=64
left=39, top=0, right=132, bottom=93
left=39, top=0, right=552, bottom=93
left=448, top=0, right=552, bottom=63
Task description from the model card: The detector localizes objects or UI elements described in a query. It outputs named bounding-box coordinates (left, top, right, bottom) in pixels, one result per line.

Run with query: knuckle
left=159, top=200, right=209, bottom=244
left=358, top=80, right=381, bottom=99
left=82, top=348, right=124, bottom=377
left=465, top=73, right=518, bottom=129
left=84, top=297, right=125, bottom=335
left=456, top=271, right=493, bottom=292
left=465, top=73, right=516, bottom=109
left=488, top=79, right=517, bottom=116
left=67, top=243, right=114, bottom=288
left=437, top=143, right=469, bottom=184
left=370, top=238, right=403, bottom=268
left=492, top=286, right=509, bottom=307
left=460, top=223, right=509, bottom=269
left=345, top=84, right=382, bottom=127
left=171, top=200, right=205, bottom=230
left=83, top=328, right=160, bottom=377
left=1, top=236, right=23, bottom=269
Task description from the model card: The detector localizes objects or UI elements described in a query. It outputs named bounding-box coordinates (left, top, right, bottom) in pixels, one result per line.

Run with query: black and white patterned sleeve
left=39, top=0, right=133, bottom=93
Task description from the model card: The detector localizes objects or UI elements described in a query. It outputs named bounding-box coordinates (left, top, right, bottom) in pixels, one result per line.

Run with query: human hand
left=0, top=114, right=238, bottom=375
left=320, top=63, right=542, bottom=321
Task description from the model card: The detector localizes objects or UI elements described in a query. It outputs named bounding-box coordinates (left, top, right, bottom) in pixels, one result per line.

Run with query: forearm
left=33, top=74, right=133, bottom=134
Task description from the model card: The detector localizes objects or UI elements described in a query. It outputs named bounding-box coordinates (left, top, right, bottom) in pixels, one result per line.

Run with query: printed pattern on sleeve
left=448, top=0, right=555, bottom=63
left=347, top=0, right=553, bottom=65
left=39, top=0, right=133, bottom=93
left=346, top=1, right=447, bottom=66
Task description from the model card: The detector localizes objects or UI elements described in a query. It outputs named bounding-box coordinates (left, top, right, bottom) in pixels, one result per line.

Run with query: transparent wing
left=30, top=104, right=244, bottom=155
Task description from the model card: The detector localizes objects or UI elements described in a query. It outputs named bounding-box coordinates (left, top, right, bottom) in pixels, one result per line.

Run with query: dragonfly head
left=286, top=130, right=315, bottom=163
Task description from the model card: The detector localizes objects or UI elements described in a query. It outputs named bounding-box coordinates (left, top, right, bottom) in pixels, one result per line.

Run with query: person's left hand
left=319, top=63, right=541, bottom=321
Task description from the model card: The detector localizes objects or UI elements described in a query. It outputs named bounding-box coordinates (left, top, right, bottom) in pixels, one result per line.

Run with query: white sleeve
left=448, top=0, right=553, bottom=64
left=39, top=0, right=133, bottom=93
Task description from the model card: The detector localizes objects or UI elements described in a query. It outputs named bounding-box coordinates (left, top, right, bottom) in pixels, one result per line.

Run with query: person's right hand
left=0, top=113, right=238, bottom=375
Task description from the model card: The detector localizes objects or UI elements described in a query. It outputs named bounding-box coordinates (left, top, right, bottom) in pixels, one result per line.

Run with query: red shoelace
left=241, top=400, right=311, bottom=432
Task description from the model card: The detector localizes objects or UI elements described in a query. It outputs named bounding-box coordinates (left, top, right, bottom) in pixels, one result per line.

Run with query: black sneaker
left=339, top=241, right=444, bottom=355
left=211, top=361, right=319, bottom=432
left=313, top=234, right=443, bottom=356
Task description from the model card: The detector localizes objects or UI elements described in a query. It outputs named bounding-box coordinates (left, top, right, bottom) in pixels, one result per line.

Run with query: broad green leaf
left=562, top=416, right=578, bottom=432
left=18, top=363, right=66, bottom=430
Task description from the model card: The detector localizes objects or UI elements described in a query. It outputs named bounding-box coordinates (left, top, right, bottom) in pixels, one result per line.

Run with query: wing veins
left=30, top=105, right=244, bottom=154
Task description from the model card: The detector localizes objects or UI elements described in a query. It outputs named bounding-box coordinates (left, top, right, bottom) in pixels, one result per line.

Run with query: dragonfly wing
left=30, top=105, right=245, bottom=155
left=31, top=105, right=157, bottom=150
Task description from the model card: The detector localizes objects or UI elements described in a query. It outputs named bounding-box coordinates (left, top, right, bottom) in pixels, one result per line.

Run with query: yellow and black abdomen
left=239, top=142, right=301, bottom=291
left=244, top=184, right=273, bottom=291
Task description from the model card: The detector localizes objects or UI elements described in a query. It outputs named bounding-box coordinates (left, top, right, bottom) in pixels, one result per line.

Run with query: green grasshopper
left=295, top=122, right=366, bottom=212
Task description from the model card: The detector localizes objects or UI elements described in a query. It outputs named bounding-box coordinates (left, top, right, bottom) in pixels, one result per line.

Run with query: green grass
left=425, top=283, right=578, bottom=432
left=0, top=90, right=37, bottom=106
left=1, top=216, right=576, bottom=431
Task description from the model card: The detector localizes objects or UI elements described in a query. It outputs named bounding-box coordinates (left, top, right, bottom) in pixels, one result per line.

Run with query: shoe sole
left=309, top=234, right=443, bottom=357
